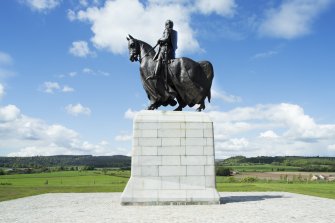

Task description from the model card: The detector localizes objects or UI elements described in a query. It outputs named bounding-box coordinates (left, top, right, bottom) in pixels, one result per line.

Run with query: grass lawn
left=217, top=183, right=335, bottom=199
left=0, top=170, right=129, bottom=202
left=1, top=170, right=334, bottom=202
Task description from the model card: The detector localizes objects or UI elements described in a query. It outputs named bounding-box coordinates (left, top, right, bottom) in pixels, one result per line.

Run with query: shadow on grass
left=220, top=195, right=284, bottom=204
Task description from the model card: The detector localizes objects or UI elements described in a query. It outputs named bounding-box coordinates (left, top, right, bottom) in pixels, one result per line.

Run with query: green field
left=1, top=170, right=334, bottom=202
left=220, top=164, right=301, bottom=172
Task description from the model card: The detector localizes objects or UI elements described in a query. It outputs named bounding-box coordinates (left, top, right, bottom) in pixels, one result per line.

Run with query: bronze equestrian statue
left=126, top=20, right=214, bottom=111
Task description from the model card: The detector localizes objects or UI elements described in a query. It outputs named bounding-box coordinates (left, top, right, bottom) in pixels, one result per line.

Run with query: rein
left=139, top=43, right=159, bottom=61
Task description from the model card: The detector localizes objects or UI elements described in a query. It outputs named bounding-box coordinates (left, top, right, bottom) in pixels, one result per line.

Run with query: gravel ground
left=1, top=192, right=334, bottom=223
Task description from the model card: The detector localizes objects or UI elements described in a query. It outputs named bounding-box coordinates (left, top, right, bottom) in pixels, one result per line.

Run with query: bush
left=0, top=169, right=5, bottom=175
left=216, top=167, right=232, bottom=176
left=227, top=176, right=237, bottom=183
left=240, top=176, right=258, bottom=183
left=0, top=182, right=12, bottom=185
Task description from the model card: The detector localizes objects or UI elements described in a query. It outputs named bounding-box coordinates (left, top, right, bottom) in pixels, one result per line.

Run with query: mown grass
left=0, top=170, right=129, bottom=202
left=1, top=170, right=334, bottom=202
left=217, top=182, right=335, bottom=199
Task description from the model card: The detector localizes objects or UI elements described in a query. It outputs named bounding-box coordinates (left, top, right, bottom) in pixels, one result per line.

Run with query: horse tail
left=199, top=61, right=214, bottom=103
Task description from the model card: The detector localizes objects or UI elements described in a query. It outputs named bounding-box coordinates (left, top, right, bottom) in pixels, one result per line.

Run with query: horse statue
left=126, top=34, right=214, bottom=111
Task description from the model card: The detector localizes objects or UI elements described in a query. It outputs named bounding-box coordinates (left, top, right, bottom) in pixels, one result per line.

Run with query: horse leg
left=174, top=105, right=183, bottom=111
left=196, top=101, right=206, bottom=112
left=174, top=97, right=186, bottom=111
left=147, top=102, right=160, bottom=110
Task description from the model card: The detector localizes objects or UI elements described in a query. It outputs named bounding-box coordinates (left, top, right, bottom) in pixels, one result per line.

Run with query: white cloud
left=0, top=83, right=4, bottom=99
left=68, top=72, right=77, bottom=77
left=115, top=133, right=132, bottom=142
left=211, top=89, right=241, bottom=103
left=79, top=0, right=88, bottom=7
left=62, top=85, right=74, bottom=92
left=42, top=81, right=60, bottom=93
left=259, top=130, right=279, bottom=139
left=0, top=104, right=124, bottom=156
left=0, top=51, right=15, bottom=78
left=194, top=0, right=237, bottom=17
left=59, top=68, right=110, bottom=78
left=69, top=41, right=95, bottom=57
left=65, top=103, right=91, bottom=116
left=67, top=9, right=77, bottom=21
left=23, top=0, right=62, bottom=12
left=0, top=105, right=21, bottom=122
left=0, top=68, right=15, bottom=78
left=328, top=144, right=335, bottom=151
left=71, top=0, right=237, bottom=55
left=82, top=68, right=93, bottom=74
left=217, top=138, right=249, bottom=151
left=251, top=50, right=278, bottom=60
left=259, top=0, right=332, bottom=39
left=124, top=108, right=138, bottom=120
left=41, top=81, right=74, bottom=93
left=208, top=103, right=335, bottom=158
left=0, top=51, right=13, bottom=65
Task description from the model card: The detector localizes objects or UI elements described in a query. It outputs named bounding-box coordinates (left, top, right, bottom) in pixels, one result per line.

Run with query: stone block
left=181, top=156, right=207, bottom=165
left=162, top=138, right=180, bottom=146
left=205, top=176, right=216, bottom=188
left=186, top=129, right=203, bottom=138
left=162, top=156, right=180, bottom=165
left=158, top=129, right=185, bottom=138
left=141, top=166, right=159, bottom=177
left=139, top=156, right=161, bottom=166
left=159, top=166, right=186, bottom=177
left=204, top=128, right=213, bottom=138
left=187, top=165, right=204, bottom=176
left=205, top=165, right=215, bottom=176
left=138, top=138, right=161, bottom=146
left=206, top=156, right=215, bottom=165
left=180, top=176, right=206, bottom=189
left=158, top=190, right=187, bottom=202
left=203, top=146, right=214, bottom=155
left=142, top=177, right=161, bottom=189
left=141, top=147, right=158, bottom=156
left=158, top=146, right=185, bottom=156
left=161, top=177, right=180, bottom=190
left=185, top=138, right=207, bottom=146
left=186, top=146, right=203, bottom=155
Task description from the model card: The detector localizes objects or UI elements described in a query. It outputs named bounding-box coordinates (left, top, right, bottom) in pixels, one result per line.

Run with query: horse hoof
left=169, top=99, right=177, bottom=106
left=147, top=105, right=156, bottom=110
left=174, top=107, right=182, bottom=111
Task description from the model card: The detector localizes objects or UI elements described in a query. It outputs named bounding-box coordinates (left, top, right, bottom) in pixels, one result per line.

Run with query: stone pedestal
left=121, top=111, right=220, bottom=205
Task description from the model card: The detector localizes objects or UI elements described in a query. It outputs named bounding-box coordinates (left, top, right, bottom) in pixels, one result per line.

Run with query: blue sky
left=1, top=0, right=335, bottom=158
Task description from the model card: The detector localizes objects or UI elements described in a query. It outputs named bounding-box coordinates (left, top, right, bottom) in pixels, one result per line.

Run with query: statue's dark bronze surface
left=126, top=21, right=214, bottom=111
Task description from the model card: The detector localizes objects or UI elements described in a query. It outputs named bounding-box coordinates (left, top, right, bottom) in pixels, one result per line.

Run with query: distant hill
left=0, top=155, right=131, bottom=168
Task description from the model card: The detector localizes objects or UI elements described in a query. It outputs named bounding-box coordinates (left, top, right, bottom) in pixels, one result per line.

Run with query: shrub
left=240, top=176, right=258, bottom=183
left=227, top=176, right=237, bottom=183
left=0, top=182, right=12, bottom=185
left=216, top=167, right=232, bottom=176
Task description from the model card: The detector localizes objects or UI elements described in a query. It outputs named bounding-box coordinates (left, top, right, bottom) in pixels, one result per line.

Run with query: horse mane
left=138, top=40, right=156, bottom=58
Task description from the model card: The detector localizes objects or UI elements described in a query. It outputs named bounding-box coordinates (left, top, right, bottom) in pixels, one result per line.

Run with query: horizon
left=1, top=0, right=335, bottom=158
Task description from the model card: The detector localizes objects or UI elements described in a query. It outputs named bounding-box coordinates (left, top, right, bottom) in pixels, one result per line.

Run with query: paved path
left=1, top=192, right=334, bottom=223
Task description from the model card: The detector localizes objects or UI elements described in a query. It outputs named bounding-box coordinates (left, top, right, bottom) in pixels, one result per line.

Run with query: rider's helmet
left=165, top=20, right=173, bottom=29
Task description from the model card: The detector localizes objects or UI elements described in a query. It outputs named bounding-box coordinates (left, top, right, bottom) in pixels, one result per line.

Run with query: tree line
left=0, top=155, right=131, bottom=169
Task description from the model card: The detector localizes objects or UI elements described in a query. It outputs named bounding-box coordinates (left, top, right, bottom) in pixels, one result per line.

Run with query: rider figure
left=153, top=19, right=178, bottom=78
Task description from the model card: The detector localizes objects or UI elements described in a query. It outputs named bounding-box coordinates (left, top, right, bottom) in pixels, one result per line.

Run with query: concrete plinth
left=121, top=111, right=220, bottom=205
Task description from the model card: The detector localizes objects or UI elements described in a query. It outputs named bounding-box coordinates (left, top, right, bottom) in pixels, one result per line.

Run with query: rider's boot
left=153, top=59, right=161, bottom=78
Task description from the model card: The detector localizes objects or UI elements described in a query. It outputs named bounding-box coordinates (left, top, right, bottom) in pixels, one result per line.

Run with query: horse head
left=126, top=34, right=140, bottom=62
